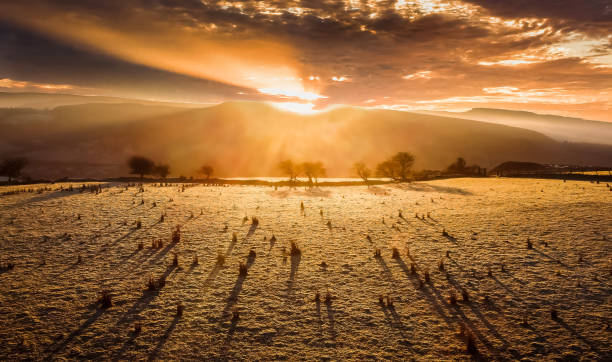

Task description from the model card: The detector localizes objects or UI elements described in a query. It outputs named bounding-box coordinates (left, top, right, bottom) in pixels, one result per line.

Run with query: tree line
left=0, top=153, right=481, bottom=184
left=127, top=156, right=214, bottom=180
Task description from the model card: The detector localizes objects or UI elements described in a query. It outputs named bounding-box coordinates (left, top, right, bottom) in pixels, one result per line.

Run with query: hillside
left=429, top=108, right=612, bottom=145
left=1, top=101, right=611, bottom=179
left=0, top=92, right=203, bottom=110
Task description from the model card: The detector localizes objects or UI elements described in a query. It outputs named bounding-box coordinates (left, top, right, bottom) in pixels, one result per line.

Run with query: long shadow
left=150, top=241, right=179, bottom=264
left=442, top=234, right=458, bottom=243
left=555, top=318, right=602, bottom=356
left=46, top=308, right=105, bottom=358
left=5, top=190, right=78, bottom=209
left=115, top=265, right=177, bottom=327
left=447, top=258, right=467, bottom=273
left=268, top=237, right=277, bottom=254
left=289, top=253, right=301, bottom=282
left=222, top=275, right=246, bottom=318
left=246, top=223, right=258, bottom=238
left=204, top=264, right=222, bottom=287
left=315, top=299, right=323, bottom=330
left=426, top=283, right=501, bottom=358
left=222, top=257, right=255, bottom=317
left=394, top=258, right=454, bottom=327
left=531, top=248, right=569, bottom=267
left=490, top=275, right=524, bottom=305
left=325, top=301, right=337, bottom=340
left=148, top=315, right=180, bottom=361
left=375, top=256, right=395, bottom=282
left=110, top=229, right=138, bottom=247
left=380, top=304, right=406, bottom=338
left=416, top=217, right=434, bottom=226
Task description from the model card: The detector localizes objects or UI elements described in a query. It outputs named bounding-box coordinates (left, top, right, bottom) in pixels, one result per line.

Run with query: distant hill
left=428, top=108, right=612, bottom=145
left=491, top=161, right=547, bottom=173
left=1, top=101, right=611, bottom=179
left=0, top=92, right=204, bottom=109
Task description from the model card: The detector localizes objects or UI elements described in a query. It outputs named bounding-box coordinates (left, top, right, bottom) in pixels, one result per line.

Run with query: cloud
left=0, top=0, right=610, bottom=120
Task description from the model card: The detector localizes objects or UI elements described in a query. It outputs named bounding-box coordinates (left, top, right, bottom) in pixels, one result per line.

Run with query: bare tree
left=376, top=152, right=415, bottom=182
left=199, top=165, right=214, bottom=179
left=154, top=164, right=170, bottom=179
left=128, top=156, right=155, bottom=179
left=353, top=162, right=372, bottom=187
left=446, top=157, right=467, bottom=173
left=0, top=157, right=28, bottom=183
left=302, top=161, right=326, bottom=186
left=278, top=159, right=300, bottom=184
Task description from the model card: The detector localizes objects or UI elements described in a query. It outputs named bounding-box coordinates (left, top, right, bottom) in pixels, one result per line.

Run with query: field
left=0, top=178, right=610, bottom=360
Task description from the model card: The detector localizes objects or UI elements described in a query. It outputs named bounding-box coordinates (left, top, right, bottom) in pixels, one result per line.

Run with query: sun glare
left=258, top=87, right=326, bottom=101
left=269, top=101, right=318, bottom=114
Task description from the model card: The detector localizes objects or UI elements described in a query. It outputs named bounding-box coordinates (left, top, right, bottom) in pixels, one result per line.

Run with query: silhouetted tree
left=376, top=152, right=414, bottom=182
left=446, top=157, right=467, bottom=173
left=278, top=159, right=300, bottom=183
left=154, top=164, right=170, bottom=179
left=199, top=165, right=214, bottom=179
left=128, top=156, right=154, bottom=179
left=353, top=162, right=372, bottom=187
left=302, top=161, right=326, bottom=186
left=0, top=157, right=28, bottom=182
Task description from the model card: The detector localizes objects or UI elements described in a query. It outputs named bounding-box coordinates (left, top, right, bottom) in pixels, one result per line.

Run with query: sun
left=269, top=102, right=319, bottom=115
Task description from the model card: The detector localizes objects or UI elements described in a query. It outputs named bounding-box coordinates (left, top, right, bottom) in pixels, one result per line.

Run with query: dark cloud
left=463, top=0, right=612, bottom=35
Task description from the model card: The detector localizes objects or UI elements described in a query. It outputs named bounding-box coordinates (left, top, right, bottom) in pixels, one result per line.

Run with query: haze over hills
left=1, top=95, right=612, bottom=179
left=0, top=92, right=204, bottom=110
left=428, top=108, right=612, bottom=145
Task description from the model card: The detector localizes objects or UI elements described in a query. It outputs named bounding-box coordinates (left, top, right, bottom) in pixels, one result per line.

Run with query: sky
left=1, top=0, right=611, bottom=121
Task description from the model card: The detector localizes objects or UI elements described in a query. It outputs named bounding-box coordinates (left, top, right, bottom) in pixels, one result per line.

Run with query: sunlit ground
left=0, top=178, right=610, bottom=360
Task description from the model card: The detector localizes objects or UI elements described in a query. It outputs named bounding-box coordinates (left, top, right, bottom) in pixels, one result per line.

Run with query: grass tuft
left=172, top=225, right=181, bottom=243
left=448, top=291, right=458, bottom=305
left=98, top=290, right=113, bottom=308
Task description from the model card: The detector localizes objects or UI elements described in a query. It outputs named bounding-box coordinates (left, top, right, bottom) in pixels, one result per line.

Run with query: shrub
left=392, top=247, right=400, bottom=259
left=448, top=291, right=458, bottom=305
left=461, top=289, right=470, bottom=302
left=172, top=225, right=181, bottom=243
left=324, top=291, right=332, bottom=304
left=98, top=290, right=113, bottom=308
